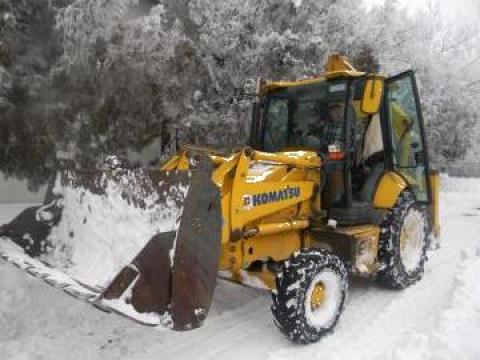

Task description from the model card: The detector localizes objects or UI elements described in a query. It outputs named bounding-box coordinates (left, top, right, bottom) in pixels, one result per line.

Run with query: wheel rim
left=304, top=270, right=343, bottom=330
left=399, top=208, right=426, bottom=273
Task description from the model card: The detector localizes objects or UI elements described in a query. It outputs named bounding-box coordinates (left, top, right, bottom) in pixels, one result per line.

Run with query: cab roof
left=260, top=55, right=384, bottom=94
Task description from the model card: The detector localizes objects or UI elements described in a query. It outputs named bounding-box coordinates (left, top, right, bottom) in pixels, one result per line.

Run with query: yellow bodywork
left=362, top=78, right=384, bottom=114
left=373, top=171, right=407, bottom=208
left=164, top=148, right=320, bottom=280
left=260, top=54, right=366, bottom=94
left=163, top=149, right=439, bottom=289
left=430, top=171, right=441, bottom=238
left=163, top=147, right=392, bottom=289
left=160, top=55, right=440, bottom=290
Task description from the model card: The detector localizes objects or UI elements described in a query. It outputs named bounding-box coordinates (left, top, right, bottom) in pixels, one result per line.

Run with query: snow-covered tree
left=1, top=0, right=480, bottom=185
left=362, top=2, right=480, bottom=165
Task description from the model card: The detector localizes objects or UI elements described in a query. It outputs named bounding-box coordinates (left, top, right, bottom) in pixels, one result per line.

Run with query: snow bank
left=432, top=253, right=480, bottom=359
left=394, top=252, right=480, bottom=360
left=440, top=173, right=480, bottom=193
left=41, top=170, right=188, bottom=288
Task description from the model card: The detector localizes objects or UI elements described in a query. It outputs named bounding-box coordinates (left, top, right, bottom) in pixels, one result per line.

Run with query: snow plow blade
left=0, top=156, right=222, bottom=330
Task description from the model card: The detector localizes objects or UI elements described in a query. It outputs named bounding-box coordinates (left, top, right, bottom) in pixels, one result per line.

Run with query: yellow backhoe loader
left=0, top=55, right=440, bottom=344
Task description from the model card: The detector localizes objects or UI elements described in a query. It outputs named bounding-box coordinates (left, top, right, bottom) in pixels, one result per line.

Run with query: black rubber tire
left=376, top=191, right=429, bottom=289
left=271, top=248, right=348, bottom=344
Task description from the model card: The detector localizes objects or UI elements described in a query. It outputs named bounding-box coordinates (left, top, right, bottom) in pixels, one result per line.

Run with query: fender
left=373, top=171, right=408, bottom=209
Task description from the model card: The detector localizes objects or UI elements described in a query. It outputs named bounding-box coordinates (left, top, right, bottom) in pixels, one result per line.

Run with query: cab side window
left=387, top=75, right=428, bottom=202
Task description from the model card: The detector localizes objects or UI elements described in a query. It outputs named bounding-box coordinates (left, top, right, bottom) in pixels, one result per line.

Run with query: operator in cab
left=304, top=103, right=345, bottom=153
left=322, top=103, right=344, bottom=148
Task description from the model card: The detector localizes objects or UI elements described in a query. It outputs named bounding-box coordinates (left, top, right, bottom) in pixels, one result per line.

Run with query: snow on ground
left=1, top=176, right=480, bottom=359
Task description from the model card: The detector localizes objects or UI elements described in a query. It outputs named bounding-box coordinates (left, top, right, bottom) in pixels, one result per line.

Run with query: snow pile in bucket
left=41, top=167, right=189, bottom=288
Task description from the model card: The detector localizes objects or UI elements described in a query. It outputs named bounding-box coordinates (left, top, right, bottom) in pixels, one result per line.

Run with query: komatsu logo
left=243, top=187, right=300, bottom=210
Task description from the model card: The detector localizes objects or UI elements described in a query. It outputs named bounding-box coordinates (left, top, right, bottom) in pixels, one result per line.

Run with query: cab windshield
left=262, top=80, right=350, bottom=153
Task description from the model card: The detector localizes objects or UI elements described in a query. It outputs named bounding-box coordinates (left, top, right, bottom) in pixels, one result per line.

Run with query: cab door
left=384, top=71, right=431, bottom=203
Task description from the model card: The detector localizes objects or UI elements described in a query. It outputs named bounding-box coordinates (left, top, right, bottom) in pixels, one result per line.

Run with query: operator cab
left=250, top=67, right=431, bottom=226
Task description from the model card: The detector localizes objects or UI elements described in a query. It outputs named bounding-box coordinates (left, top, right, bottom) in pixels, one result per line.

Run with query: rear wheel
left=377, top=191, right=429, bottom=289
left=271, top=249, right=348, bottom=344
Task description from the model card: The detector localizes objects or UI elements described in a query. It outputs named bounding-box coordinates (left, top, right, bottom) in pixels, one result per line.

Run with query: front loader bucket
left=101, top=166, right=222, bottom=329
left=0, top=155, right=222, bottom=330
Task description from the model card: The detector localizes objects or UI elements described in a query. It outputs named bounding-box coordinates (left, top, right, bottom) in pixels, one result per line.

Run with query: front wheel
left=271, top=249, right=348, bottom=344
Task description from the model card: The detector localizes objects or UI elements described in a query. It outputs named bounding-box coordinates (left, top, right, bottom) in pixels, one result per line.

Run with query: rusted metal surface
left=100, top=154, right=222, bottom=329
left=170, top=168, right=222, bottom=330
left=101, top=231, right=175, bottom=315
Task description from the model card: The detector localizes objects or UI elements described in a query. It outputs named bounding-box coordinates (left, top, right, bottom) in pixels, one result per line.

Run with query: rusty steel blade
left=170, top=160, right=222, bottom=330
left=100, top=165, right=222, bottom=330
left=101, top=231, right=175, bottom=316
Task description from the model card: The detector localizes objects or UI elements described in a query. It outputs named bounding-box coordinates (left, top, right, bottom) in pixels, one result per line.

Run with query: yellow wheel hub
left=310, top=282, right=326, bottom=310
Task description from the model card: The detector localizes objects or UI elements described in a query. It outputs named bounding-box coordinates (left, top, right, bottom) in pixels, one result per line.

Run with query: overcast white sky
left=363, top=0, right=480, bottom=23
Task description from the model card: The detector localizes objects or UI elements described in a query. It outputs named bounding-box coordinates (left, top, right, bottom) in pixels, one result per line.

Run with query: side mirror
left=361, top=78, right=384, bottom=115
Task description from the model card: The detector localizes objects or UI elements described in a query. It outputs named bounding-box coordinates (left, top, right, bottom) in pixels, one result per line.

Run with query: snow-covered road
left=1, top=177, right=479, bottom=360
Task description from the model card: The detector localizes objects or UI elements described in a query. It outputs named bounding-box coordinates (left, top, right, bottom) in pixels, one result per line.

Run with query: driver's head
left=328, top=104, right=343, bottom=123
